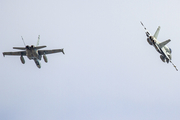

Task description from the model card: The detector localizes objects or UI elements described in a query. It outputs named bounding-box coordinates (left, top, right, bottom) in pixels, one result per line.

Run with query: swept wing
left=38, top=49, right=64, bottom=55
left=3, top=51, right=26, bottom=56
left=159, top=39, right=171, bottom=48
left=153, top=26, right=160, bottom=39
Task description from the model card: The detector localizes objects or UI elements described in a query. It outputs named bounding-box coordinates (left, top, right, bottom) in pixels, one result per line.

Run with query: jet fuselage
left=26, top=46, right=41, bottom=60
left=25, top=46, right=42, bottom=68
left=141, top=21, right=177, bottom=71
left=148, top=35, right=172, bottom=62
left=2, top=35, right=65, bottom=68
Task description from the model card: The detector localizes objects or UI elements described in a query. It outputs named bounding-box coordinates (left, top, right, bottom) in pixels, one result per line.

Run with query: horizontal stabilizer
left=13, top=47, right=26, bottom=50
left=13, top=46, right=46, bottom=50
left=35, top=46, right=47, bottom=49
left=159, top=39, right=171, bottom=48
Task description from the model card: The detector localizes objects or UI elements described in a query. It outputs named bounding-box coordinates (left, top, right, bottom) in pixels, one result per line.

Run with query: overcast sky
left=1, top=0, right=180, bottom=120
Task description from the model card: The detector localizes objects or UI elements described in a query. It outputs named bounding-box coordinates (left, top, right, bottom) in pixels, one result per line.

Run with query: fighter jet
left=3, top=35, right=65, bottom=68
left=140, top=22, right=178, bottom=71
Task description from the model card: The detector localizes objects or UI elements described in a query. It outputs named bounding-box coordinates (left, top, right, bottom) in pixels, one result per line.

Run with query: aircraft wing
left=3, top=51, right=26, bottom=56
left=38, top=49, right=65, bottom=55
left=159, top=39, right=171, bottom=48
left=153, top=26, right=160, bottom=39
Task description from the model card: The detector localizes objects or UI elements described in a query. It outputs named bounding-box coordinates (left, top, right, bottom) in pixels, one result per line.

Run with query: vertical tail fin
left=36, top=35, right=40, bottom=46
left=21, top=36, right=26, bottom=46
left=153, top=26, right=160, bottom=39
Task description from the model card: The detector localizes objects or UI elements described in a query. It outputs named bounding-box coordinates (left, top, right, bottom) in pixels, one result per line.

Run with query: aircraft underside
left=140, top=22, right=178, bottom=71
left=2, top=35, right=65, bottom=69
left=27, top=51, right=42, bottom=60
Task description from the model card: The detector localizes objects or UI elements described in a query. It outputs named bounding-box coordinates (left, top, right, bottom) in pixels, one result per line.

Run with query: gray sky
left=1, top=0, right=180, bottom=120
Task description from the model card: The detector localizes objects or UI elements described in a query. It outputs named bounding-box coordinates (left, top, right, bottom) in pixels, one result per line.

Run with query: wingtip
left=62, top=49, right=65, bottom=54
left=2, top=53, right=5, bottom=57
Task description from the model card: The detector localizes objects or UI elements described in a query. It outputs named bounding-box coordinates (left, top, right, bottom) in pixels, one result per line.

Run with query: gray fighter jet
left=3, top=35, right=65, bottom=68
left=140, top=22, right=178, bottom=71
